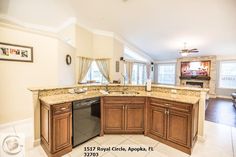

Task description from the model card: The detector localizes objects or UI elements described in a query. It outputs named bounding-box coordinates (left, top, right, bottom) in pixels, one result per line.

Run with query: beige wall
left=92, top=34, right=114, bottom=58
left=76, top=25, right=93, bottom=58
left=112, top=39, right=124, bottom=81
left=58, top=40, right=76, bottom=86
left=0, top=25, right=76, bottom=124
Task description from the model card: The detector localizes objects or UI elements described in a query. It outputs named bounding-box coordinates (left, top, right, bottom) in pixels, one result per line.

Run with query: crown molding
left=0, top=14, right=78, bottom=34
left=0, top=14, right=57, bottom=33
left=0, top=14, right=152, bottom=61
left=56, top=17, right=77, bottom=32
left=0, top=20, right=77, bottom=50
left=0, top=21, right=58, bottom=38
left=92, top=29, right=114, bottom=37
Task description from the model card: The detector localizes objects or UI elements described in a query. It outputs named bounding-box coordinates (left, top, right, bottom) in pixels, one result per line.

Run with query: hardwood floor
left=205, top=98, right=236, bottom=127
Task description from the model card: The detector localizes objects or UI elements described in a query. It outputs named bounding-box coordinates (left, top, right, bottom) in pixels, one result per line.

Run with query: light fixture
left=179, top=42, right=199, bottom=57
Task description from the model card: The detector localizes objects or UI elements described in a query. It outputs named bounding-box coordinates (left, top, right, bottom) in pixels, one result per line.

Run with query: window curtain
left=95, top=59, right=110, bottom=82
left=77, top=57, right=93, bottom=83
left=125, top=61, right=134, bottom=84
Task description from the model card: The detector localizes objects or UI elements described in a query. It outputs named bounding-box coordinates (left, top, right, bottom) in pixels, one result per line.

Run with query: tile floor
left=0, top=121, right=235, bottom=157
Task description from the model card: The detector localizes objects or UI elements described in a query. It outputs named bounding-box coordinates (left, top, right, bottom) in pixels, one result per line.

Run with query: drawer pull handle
left=60, top=107, right=67, bottom=110
left=165, top=104, right=170, bottom=106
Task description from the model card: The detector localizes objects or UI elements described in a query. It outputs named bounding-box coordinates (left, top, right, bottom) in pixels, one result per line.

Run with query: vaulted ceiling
left=1, top=0, right=236, bottom=60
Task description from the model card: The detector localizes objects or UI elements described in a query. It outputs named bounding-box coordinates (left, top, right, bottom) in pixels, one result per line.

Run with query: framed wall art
left=0, top=42, right=33, bottom=62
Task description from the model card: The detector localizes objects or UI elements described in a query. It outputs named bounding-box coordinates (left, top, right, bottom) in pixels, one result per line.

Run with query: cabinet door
left=52, top=112, right=72, bottom=153
left=167, top=109, right=190, bottom=147
left=104, top=104, right=124, bottom=132
left=148, top=105, right=166, bottom=138
left=126, top=104, right=144, bottom=131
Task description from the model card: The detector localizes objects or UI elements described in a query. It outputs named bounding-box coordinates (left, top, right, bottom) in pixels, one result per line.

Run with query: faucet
left=105, top=84, right=109, bottom=92
left=121, top=73, right=128, bottom=91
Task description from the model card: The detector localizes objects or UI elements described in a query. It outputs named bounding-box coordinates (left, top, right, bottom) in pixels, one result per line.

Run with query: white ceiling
left=1, top=0, right=236, bottom=60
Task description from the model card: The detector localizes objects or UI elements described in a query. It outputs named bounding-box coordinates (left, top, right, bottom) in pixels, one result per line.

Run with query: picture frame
left=0, top=42, right=33, bottom=62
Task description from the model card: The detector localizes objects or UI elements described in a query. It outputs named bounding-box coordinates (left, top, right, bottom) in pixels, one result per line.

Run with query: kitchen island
left=29, top=84, right=208, bottom=157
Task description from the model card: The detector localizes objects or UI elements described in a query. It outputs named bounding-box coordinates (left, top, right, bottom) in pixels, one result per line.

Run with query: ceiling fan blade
left=190, top=48, right=198, bottom=51
left=190, top=51, right=199, bottom=53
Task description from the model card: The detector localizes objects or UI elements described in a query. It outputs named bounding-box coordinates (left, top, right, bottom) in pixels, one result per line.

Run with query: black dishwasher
left=72, top=97, right=100, bottom=147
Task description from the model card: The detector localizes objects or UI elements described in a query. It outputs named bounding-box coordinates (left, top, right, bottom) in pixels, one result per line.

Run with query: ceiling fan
left=179, top=42, right=199, bottom=57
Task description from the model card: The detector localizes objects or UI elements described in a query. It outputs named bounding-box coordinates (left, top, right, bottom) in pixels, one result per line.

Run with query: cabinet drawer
left=149, top=98, right=191, bottom=112
left=52, top=103, right=71, bottom=115
left=104, top=97, right=132, bottom=104
left=168, top=103, right=191, bottom=113
left=132, top=97, right=146, bottom=104
left=149, top=98, right=169, bottom=107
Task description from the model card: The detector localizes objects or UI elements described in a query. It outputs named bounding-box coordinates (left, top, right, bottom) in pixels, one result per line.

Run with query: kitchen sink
left=123, top=91, right=140, bottom=94
left=108, top=90, right=140, bottom=95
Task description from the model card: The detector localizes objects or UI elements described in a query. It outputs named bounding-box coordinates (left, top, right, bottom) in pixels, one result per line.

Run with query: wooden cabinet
left=148, top=105, right=166, bottom=138
left=101, top=97, right=145, bottom=134
left=147, top=98, right=198, bottom=154
left=52, top=112, right=72, bottom=152
left=40, top=102, right=72, bottom=157
left=104, top=104, right=124, bottom=131
left=40, top=95, right=198, bottom=156
left=167, top=110, right=190, bottom=147
left=126, top=104, right=144, bottom=131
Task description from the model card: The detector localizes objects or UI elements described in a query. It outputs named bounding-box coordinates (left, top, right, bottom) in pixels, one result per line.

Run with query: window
left=132, top=63, right=147, bottom=85
left=83, top=61, right=108, bottom=83
left=157, top=63, right=176, bottom=85
left=124, top=47, right=149, bottom=62
left=219, top=61, right=236, bottom=89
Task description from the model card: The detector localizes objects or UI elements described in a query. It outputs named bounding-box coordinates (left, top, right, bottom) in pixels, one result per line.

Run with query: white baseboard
left=0, top=118, right=33, bottom=129
left=216, top=95, right=232, bottom=99
left=34, top=139, right=40, bottom=147
left=197, top=135, right=206, bottom=142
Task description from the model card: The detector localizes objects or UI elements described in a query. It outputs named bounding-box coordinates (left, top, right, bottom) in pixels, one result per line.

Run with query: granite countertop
left=29, top=83, right=209, bottom=92
left=40, top=90, right=200, bottom=105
